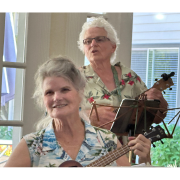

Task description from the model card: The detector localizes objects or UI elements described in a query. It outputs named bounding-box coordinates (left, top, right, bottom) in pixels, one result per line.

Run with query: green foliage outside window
left=0, top=126, right=12, bottom=140
left=0, top=127, right=13, bottom=157
left=151, top=124, right=180, bottom=167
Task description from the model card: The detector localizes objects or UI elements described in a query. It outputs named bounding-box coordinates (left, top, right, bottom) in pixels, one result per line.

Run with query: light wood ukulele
left=59, top=125, right=167, bottom=167
left=95, top=72, right=175, bottom=130
left=139, top=72, right=175, bottom=98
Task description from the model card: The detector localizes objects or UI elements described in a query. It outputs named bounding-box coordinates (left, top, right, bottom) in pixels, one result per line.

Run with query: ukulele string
left=89, top=145, right=130, bottom=167
left=103, top=145, right=130, bottom=166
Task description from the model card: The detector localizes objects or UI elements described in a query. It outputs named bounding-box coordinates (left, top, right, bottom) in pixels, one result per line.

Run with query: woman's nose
left=91, top=39, right=97, bottom=46
left=54, top=92, right=62, bottom=101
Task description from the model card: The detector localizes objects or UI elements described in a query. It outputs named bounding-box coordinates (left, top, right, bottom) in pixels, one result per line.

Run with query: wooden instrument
left=59, top=125, right=167, bottom=167
left=140, top=72, right=175, bottom=97
left=91, top=72, right=175, bottom=129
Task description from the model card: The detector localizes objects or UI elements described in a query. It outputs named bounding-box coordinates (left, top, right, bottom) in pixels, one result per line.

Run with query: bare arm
left=4, top=138, right=31, bottom=167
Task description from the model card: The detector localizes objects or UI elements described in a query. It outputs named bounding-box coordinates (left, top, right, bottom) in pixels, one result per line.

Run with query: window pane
left=147, top=49, right=178, bottom=123
left=0, top=126, right=22, bottom=167
left=84, top=56, right=90, bottom=66
left=3, top=12, right=27, bottom=63
left=1, top=68, right=24, bottom=121
left=131, top=49, right=178, bottom=124
left=131, top=49, right=148, bottom=83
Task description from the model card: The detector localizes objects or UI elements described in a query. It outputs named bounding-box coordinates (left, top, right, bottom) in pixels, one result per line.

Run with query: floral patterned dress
left=23, top=119, right=118, bottom=167
left=80, top=62, right=147, bottom=110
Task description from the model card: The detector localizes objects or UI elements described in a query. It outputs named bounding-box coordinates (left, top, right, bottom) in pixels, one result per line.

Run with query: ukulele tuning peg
left=163, top=91, right=166, bottom=94
left=169, top=88, right=172, bottom=90
left=142, top=129, right=147, bottom=135
left=152, top=143, right=156, bottom=148
left=160, top=140, right=164, bottom=144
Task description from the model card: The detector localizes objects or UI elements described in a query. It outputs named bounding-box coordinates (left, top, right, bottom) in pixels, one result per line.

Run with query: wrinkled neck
left=90, top=61, right=112, bottom=77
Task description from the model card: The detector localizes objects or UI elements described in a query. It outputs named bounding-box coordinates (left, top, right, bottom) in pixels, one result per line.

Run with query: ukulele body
left=59, top=160, right=83, bottom=167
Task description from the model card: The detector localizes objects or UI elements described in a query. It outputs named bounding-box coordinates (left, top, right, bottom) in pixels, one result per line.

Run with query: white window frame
left=0, top=13, right=28, bottom=151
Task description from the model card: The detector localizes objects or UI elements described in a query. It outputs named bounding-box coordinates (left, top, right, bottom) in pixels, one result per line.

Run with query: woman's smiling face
left=43, top=76, right=81, bottom=119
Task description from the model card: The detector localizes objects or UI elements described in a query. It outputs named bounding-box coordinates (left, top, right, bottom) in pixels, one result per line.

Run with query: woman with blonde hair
left=5, top=56, right=151, bottom=167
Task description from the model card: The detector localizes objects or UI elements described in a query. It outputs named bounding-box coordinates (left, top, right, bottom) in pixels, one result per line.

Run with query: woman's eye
left=45, top=91, right=53, bottom=95
left=62, top=88, right=70, bottom=92
left=86, top=40, right=91, bottom=44
left=97, top=38, right=104, bottom=42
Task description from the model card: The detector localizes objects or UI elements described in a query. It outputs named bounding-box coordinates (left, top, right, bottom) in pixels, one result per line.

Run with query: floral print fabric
left=23, top=119, right=118, bottom=167
left=80, top=62, right=147, bottom=110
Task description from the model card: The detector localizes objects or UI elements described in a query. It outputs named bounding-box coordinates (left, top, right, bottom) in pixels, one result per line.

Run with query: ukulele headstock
left=144, top=125, right=167, bottom=144
left=152, top=72, right=174, bottom=92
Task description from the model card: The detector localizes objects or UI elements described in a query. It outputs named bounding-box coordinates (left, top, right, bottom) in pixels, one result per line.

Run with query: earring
left=44, top=108, right=48, bottom=116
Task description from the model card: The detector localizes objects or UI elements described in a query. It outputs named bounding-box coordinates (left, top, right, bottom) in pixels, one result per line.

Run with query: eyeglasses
left=83, top=36, right=110, bottom=45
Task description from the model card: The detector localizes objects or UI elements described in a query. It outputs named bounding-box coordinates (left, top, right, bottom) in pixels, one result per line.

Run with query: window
left=131, top=48, right=179, bottom=123
left=0, top=13, right=27, bottom=165
left=131, top=12, right=180, bottom=167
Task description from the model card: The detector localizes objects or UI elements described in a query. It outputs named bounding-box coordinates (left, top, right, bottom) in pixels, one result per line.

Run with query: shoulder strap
left=111, top=66, right=122, bottom=102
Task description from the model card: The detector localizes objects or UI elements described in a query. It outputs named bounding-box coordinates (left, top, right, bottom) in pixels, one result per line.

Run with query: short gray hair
left=33, top=56, right=86, bottom=130
left=77, top=16, right=120, bottom=63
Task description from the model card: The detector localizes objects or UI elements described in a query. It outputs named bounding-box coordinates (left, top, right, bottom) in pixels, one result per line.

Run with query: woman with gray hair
left=78, top=16, right=167, bottom=130
left=78, top=16, right=167, bottom=164
left=4, top=56, right=151, bottom=167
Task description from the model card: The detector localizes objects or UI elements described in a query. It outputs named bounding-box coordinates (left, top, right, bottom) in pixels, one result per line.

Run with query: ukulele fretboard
left=86, top=144, right=130, bottom=167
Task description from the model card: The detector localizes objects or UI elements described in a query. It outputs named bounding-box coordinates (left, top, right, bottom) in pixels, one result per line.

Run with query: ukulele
left=106, top=72, right=175, bottom=136
left=59, top=125, right=167, bottom=167
left=139, top=72, right=175, bottom=98
left=112, top=72, right=175, bottom=115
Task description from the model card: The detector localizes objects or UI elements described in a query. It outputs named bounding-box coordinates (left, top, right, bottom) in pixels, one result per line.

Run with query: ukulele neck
left=137, top=76, right=174, bottom=100
left=86, top=144, right=130, bottom=167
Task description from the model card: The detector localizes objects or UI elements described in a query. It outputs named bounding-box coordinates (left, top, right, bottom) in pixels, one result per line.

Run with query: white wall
left=49, top=13, right=133, bottom=68
left=23, top=13, right=51, bottom=135
left=132, top=12, right=180, bottom=44
left=107, top=13, right=133, bottom=67
left=20, top=13, right=133, bottom=135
